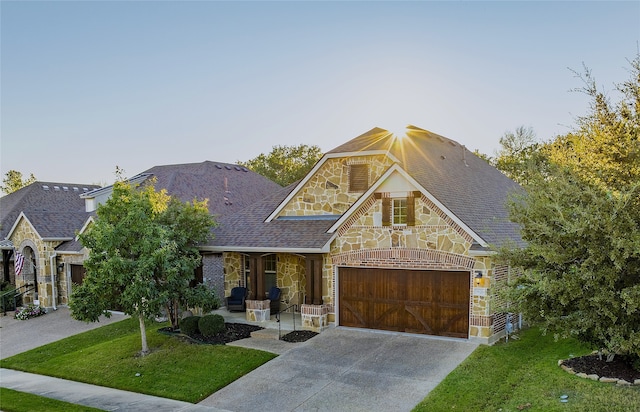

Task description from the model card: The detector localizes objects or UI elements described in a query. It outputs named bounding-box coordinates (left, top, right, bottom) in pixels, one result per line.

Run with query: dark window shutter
left=407, top=194, right=416, bottom=226
left=349, top=164, right=369, bottom=192
left=382, top=197, right=391, bottom=226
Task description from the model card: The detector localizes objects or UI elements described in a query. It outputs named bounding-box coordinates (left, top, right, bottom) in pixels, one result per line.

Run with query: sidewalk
left=1, top=368, right=227, bottom=412
left=0, top=306, right=304, bottom=411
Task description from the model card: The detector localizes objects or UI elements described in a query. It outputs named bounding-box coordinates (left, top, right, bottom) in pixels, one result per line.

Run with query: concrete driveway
left=199, top=327, right=478, bottom=412
left=0, top=307, right=126, bottom=359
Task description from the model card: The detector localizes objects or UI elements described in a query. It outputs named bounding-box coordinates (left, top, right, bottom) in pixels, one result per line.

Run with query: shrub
left=198, top=314, right=225, bottom=337
left=179, top=315, right=201, bottom=336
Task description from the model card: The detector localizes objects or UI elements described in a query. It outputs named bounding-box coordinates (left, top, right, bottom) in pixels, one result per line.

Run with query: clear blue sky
left=1, top=1, right=638, bottom=187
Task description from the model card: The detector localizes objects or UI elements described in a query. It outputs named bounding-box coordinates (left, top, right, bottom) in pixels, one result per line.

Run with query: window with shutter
left=392, top=198, right=407, bottom=225
left=349, top=164, right=369, bottom=192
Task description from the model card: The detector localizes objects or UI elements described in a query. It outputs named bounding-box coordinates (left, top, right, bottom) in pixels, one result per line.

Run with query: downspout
left=49, top=253, right=58, bottom=310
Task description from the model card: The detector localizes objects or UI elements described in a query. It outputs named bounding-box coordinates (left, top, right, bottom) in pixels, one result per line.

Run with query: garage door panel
left=339, top=268, right=469, bottom=338
left=340, top=298, right=368, bottom=328
left=404, top=304, right=436, bottom=334
left=371, top=302, right=404, bottom=331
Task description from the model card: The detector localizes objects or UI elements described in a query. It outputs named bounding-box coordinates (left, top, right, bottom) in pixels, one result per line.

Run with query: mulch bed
left=159, top=322, right=318, bottom=345
left=159, top=322, right=263, bottom=345
left=563, top=354, right=640, bottom=383
left=280, top=330, right=318, bottom=343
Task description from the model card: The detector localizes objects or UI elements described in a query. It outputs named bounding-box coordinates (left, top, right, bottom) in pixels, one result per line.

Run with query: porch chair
left=268, top=286, right=281, bottom=314
left=226, top=287, right=247, bottom=312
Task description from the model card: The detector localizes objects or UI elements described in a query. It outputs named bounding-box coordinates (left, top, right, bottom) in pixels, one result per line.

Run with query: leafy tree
left=1, top=170, right=36, bottom=194
left=238, top=144, right=323, bottom=186
left=69, top=180, right=217, bottom=355
left=543, top=61, right=640, bottom=192
left=500, top=54, right=640, bottom=360
left=492, top=126, right=547, bottom=186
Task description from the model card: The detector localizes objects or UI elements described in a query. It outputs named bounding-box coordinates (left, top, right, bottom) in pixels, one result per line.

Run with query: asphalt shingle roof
left=210, top=126, right=523, bottom=251
left=209, top=184, right=336, bottom=250
left=335, top=126, right=524, bottom=247
left=0, top=182, right=100, bottom=241
left=141, top=161, right=282, bottom=218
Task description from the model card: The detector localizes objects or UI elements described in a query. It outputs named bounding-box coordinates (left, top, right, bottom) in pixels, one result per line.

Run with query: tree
left=69, top=180, right=218, bottom=355
left=492, top=126, right=547, bottom=186
left=500, top=54, right=640, bottom=360
left=238, top=144, right=323, bottom=186
left=543, top=61, right=640, bottom=192
left=1, top=170, right=36, bottom=194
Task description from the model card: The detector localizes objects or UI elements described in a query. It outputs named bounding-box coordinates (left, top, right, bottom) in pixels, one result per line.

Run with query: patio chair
left=268, top=286, right=281, bottom=314
left=226, top=287, right=247, bottom=312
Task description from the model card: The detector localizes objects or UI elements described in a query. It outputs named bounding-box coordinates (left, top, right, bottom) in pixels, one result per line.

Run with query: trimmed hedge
left=199, top=314, right=225, bottom=337
left=180, top=315, right=201, bottom=336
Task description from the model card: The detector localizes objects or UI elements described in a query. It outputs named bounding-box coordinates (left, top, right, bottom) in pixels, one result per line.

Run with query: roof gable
left=325, top=126, right=523, bottom=247
left=1, top=181, right=100, bottom=241
left=327, top=164, right=484, bottom=245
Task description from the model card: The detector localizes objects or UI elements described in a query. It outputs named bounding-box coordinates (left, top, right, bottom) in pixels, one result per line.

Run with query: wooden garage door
left=339, top=268, right=469, bottom=338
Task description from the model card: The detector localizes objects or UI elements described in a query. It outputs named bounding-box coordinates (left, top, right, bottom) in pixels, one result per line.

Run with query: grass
left=414, top=327, right=640, bottom=412
left=0, top=388, right=104, bottom=412
left=0, top=318, right=276, bottom=403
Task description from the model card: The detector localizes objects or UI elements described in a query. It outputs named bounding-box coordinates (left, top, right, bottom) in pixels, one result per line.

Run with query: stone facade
left=58, top=252, right=89, bottom=305
left=219, top=153, right=508, bottom=343
left=10, top=218, right=59, bottom=308
left=279, top=155, right=394, bottom=216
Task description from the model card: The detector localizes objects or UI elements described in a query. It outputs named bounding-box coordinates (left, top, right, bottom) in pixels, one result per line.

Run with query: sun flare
left=386, top=123, right=408, bottom=140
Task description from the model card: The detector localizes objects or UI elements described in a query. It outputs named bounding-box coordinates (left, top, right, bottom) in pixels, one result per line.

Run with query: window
left=349, top=164, right=369, bottom=192
left=264, top=255, right=277, bottom=296
left=380, top=192, right=417, bottom=227
left=392, top=198, right=407, bottom=225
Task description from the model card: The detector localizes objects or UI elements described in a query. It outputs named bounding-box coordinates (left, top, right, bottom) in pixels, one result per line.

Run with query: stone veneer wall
left=223, top=252, right=243, bottom=297
left=223, top=252, right=307, bottom=307
left=9, top=218, right=62, bottom=308
left=326, top=189, right=502, bottom=342
left=58, top=252, right=89, bottom=305
left=279, top=155, right=394, bottom=216
left=277, top=254, right=305, bottom=306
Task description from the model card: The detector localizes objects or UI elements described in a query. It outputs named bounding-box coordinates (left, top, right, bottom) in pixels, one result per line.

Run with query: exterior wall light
left=474, top=271, right=484, bottom=287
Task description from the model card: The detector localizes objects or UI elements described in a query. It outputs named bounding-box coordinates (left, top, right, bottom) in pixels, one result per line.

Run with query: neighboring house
left=1, top=161, right=282, bottom=307
left=0, top=182, right=102, bottom=307
left=204, top=126, right=524, bottom=344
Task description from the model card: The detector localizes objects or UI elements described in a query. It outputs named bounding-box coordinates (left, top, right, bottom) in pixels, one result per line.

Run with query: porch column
left=313, top=256, right=322, bottom=305
left=305, top=255, right=323, bottom=305
left=249, top=255, right=259, bottom=300
left=255, top=255, right=265, bottom=300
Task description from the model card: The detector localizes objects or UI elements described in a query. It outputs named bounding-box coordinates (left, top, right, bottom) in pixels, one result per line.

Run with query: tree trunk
left=138, top=313, right=149, bottom=355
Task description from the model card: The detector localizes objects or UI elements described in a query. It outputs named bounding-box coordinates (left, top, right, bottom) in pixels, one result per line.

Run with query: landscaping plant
left=198, top=314, right=225, bottom=337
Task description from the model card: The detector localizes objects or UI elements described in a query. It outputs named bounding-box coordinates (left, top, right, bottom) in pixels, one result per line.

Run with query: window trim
left=392, top=198, right=408, bottom=225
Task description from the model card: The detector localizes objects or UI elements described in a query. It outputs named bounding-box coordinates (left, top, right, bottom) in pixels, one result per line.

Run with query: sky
left=1, top=1, right=639, bottom=188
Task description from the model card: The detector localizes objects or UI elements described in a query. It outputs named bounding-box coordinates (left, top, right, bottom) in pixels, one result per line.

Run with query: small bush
left=199, top=314, right=225, bottom=337
left=180, top=315, right=201, bottom=336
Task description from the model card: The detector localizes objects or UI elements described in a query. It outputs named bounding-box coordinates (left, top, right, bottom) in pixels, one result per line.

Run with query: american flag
left=14, top=252, right=25, bottom=276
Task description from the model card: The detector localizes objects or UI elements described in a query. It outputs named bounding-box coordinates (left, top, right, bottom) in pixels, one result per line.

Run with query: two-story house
left=205, top=126, right=524, bottom=344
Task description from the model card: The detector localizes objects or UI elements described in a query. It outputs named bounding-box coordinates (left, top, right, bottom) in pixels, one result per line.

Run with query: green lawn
left=0, top=388, right=104, bottom=412
left=0, top=318, right=276, bottom=403
left=414, top=328, right=640, bottom=412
